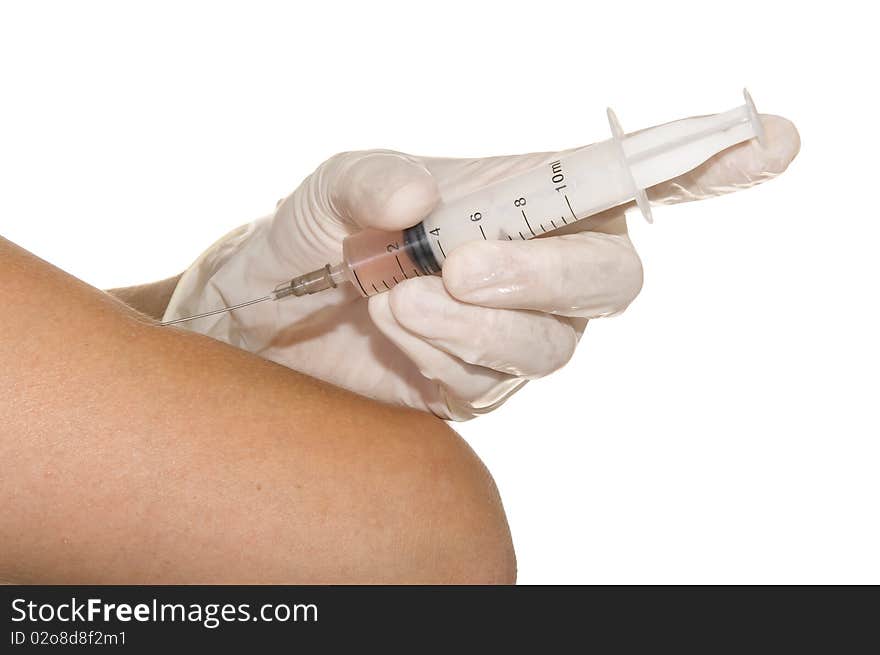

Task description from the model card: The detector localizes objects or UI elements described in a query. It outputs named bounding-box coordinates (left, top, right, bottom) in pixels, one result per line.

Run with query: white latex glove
left=163, top=115, right=799, bottom=420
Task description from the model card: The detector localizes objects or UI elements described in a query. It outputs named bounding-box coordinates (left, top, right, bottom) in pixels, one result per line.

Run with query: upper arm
left=0, top=237, right=514, bottom=583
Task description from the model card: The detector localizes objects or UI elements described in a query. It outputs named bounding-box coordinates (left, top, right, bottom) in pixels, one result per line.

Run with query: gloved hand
left=163, top=115, right=799, bottom=420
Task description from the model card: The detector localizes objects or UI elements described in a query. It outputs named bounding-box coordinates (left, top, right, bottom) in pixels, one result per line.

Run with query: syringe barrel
left=420, top=140, right=632, bottom=265
left=340, top=91, right=763, bottom=297
left=340, top=142, right=633, bottom=297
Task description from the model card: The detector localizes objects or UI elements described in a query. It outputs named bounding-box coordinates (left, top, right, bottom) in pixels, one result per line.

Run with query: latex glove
left=163, top=115, right=799, bottom=420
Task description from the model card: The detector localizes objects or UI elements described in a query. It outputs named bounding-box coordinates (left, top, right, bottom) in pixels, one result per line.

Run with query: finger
left=647, top=114, right=800, bottom=204
left=442, top=231, right=643, bottom=317
left=384, top=276, right=579, bottom=378
left=368, top=291, right=526, bottom=418
left=324, top=150, right=440, bottom=231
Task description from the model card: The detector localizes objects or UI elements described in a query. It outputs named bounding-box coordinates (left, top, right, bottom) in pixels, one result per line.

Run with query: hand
left=163, top=115, right=799, bottom=419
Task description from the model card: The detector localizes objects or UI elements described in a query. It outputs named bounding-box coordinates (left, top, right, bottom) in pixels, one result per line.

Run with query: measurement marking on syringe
left=436, top=241, right=447, bottom=257
left=506, top=235, right=513, bottom=240
left=371, top=283, right=380, bottom=293
left=539, top=223, right=547, bottom=233
left=382, top=280, right=391, bottom=290
left=478, top=225, right=487, bottom=240
left=560, top=215, right=568, bottom=225
left=518, top=232, right=526, bottom=240
left=351, top=268, right=369, bottom=296
left=412, top=268, right=421, bottom=277
left=391, top=275, right=399, bottom=284
left=521, top=211, right=536, bottom=236
left=564, top=195, right=577, bottom=220
left=395, top=255, right=409, bottom=279
left=550, top=219, right=558, bottom=228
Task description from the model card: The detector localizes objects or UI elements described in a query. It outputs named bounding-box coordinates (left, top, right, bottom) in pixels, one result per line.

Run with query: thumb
left=327, top=150, right=440, bottom=231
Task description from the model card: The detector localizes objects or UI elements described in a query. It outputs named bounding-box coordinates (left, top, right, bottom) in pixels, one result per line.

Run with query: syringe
left=161, top=90, right=765, bottom=326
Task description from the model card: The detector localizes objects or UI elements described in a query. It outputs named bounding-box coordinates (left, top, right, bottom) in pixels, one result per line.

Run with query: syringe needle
left=159, top=295, right=274, bottom=326
left=159, top=263, right=344, bottom=326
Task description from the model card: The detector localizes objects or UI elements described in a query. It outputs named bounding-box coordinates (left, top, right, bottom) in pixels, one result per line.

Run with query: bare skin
left=0, top=237, right=515, bottom=584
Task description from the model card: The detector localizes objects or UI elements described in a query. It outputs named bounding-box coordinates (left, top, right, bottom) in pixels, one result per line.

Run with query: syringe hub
left=272, top=263, right=342, bottom=299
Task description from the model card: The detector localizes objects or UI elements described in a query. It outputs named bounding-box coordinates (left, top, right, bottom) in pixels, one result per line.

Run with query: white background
left=1, top=1, right=877, bottom=583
